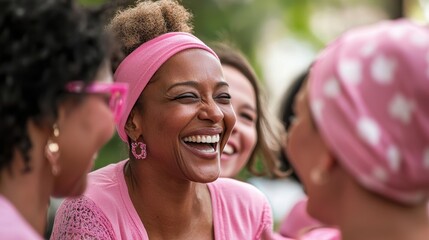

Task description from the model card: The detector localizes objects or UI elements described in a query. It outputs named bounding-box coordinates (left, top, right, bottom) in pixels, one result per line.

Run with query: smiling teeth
left=223, top=144, right=234, bottom=155
left=183, top=134, right=220, bottom=143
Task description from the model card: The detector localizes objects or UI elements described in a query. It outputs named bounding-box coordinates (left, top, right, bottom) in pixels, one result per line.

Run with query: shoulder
left=0, top=196, right=42, bottom=239
left=85, top=160, right=128, bottom=201
left=209, top=178, right=272, bottom=219
left=51, top=195, right=115, bottom=239
left=209, top=177, right=268, bottom=202
left=88, top=159, right=127, bottom=184
left=209, top=178, right=274, bottom=239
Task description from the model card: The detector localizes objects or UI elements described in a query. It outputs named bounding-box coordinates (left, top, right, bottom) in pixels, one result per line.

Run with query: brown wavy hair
left=210, top=42, right=287, bottom=178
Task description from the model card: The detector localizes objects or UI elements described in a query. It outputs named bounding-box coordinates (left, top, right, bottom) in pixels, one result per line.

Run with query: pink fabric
left=0, top=195, right=42, bottom=240
left=51, top=160, right=278, bottom=240
left=279, top=198, right=323, bottom=238
left=309, top=19, right=429, bottom=204
left=300, top=228, right=341, bottom=240
left=114, top=32, right=219, bottom=142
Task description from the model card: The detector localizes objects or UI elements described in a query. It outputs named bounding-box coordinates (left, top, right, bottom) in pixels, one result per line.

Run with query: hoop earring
left=131, top=140, right=147, bottom=160
left=45, top=123, right=61, bottom=176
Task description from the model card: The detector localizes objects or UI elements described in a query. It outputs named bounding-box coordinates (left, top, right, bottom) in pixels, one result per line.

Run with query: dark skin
left=124, top=49, right=236, bottom=240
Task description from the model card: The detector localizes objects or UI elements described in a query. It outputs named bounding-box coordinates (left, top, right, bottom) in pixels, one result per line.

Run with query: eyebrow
left=167, top=80, right=229, bottom=91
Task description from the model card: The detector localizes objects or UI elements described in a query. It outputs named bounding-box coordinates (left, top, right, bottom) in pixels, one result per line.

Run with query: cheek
left=84, top=100, right=116, bottom=144
left=286, top=121, right=310, bottom=172
left=237, top=123, right=257, bottom=158
left=222, top=105, right=237, bottom=135
left=60, top=100, right=115, bottom=162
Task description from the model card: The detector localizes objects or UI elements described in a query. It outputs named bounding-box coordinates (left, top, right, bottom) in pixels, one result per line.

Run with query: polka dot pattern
left=311, top=99, right=324, bottom=121
left=388, top=94, right=414, bottom=124
left=371, top=54, right=396, bottom=84
left=323, top=77, right=340, bottom=98
left=410, top=31, right=429, bottom=48
left=357, top=117, right=381, bottom=146
left=308, top=19, right=429, bottom=204
left=360, top=42, right=377, bottom=57
left=386, top=145, right=401, bottom=172
left=388, top=24, right=408, bottom=39
left=338, top=59, right=362, bottom=85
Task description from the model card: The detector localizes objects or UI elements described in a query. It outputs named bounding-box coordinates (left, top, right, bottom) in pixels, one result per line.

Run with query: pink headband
left=114, top=32, right=218, bottom=142
left=309, top=19, right=429, bottom=204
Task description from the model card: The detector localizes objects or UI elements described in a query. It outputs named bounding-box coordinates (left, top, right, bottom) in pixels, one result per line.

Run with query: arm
left=50, top=196, right=116, bottom=240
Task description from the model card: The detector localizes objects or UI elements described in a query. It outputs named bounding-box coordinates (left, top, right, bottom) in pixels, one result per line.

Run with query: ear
left=310, top=144, right=337, bottom=185
left=125, top=108, right=143, bottom=142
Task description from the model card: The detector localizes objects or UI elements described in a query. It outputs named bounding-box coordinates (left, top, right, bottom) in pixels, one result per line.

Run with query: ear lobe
left=125, top=108, right=142, bottom=141
left=45, top=123, right=61, bottom=176
left=310, top=148, right=337, bottom=185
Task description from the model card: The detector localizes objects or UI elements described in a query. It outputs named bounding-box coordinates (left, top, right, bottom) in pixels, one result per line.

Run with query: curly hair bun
left=108, top=0, right=193, bottom=56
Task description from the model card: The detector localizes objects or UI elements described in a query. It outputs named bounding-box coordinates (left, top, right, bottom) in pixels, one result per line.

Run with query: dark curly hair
left=0, top=0, right=109, bottom=172
left=107, top=0, right=193, bottom=70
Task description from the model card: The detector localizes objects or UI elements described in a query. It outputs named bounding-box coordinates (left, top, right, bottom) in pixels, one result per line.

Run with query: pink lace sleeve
left=50, top=196, right=116, bottom=240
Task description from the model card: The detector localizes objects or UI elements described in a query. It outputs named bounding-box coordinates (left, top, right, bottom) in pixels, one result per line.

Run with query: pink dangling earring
left=131, top=141, right=147, bottom=159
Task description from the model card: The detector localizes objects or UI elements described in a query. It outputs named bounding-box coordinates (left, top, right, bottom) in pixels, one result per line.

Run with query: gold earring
left=45, top=123, right=61, bottom=176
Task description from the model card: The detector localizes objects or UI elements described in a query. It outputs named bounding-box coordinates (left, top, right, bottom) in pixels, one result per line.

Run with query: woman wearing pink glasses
left=51, top=0, right=283, bottom=239
left=0, top=0, right=128, bottom=239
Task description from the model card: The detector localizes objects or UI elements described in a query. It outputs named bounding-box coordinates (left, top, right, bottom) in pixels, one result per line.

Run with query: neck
left=0, top=156, right=53, bottom=236
left=337, top=179, right=429, bottom=240
left=125, top=160, right=213, bottom=239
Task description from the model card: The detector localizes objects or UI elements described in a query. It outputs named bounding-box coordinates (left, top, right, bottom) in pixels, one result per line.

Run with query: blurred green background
left=78, top=0, right=426, bottom=172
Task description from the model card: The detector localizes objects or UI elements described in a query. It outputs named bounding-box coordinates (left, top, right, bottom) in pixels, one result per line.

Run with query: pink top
left=279, top=198, right=323, bottom=238
left=300, top=228, right=341, bottom=240
left=0, top=195, right=42, bottom=240
left=51, top=160, right=278, bottom=240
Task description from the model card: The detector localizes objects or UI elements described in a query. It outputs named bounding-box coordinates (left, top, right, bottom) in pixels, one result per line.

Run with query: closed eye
left=215, top=93, right=231, bottom=104
left=240, top=112, right=256, bottom=122
left=175, top=93, right=197, bottom=99
left=174, top=93, right=199, bottom=103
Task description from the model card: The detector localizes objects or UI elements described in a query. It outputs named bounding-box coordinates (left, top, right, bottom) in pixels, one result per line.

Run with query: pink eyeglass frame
left=66, top=81, right=129, bottom=123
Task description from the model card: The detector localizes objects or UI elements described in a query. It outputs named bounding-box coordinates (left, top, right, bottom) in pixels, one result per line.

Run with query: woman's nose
left=198, top=100, right=224, bottom=123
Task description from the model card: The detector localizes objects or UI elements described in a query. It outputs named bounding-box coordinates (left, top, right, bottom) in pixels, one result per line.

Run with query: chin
left=190, top=171, right=220, bottom=183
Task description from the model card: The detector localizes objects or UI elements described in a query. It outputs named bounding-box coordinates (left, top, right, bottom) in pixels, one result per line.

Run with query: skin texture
left=125, top=49, right=236, bottom=239
left=220, top=65, right=257, bottom=178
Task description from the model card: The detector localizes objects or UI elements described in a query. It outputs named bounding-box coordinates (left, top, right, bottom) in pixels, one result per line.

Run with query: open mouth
left=183, top=134, right=220, bottom=153
left=222, top=143, right=235, bottom=155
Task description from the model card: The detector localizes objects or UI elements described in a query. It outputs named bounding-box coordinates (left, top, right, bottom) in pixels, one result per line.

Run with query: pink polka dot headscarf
left=309, top=19, right=429, bottom=205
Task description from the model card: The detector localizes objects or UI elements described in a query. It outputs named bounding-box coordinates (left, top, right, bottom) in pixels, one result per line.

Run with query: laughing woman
left=51, top=1, right=280, bottom=239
